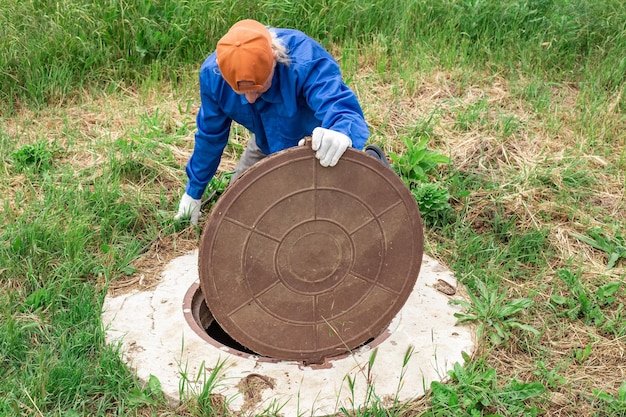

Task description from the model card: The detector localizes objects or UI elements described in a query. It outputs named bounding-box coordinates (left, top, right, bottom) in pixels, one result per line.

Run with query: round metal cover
left=198, top=144, right=424, bottom=363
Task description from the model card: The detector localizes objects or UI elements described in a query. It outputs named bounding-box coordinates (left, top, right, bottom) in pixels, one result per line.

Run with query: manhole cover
left=198, top=145, right=424, bottom=363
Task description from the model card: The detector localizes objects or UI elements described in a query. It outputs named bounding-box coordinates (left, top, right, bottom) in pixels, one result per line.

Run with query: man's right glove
left=174, top=193, right=201, bottom=225
left=311, top=127, right=352, bottom=167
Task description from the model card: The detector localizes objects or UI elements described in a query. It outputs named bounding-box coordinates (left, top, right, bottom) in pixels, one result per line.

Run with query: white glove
left=174, top=193, right=201, bottom=225
left=311, top=127, right=352, bottom=167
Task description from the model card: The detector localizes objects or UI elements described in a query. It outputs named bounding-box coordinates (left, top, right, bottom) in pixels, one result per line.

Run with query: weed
left=389, top=135, right=452, bottom=226
left=10, top=141, right=59, bottom=173
left=389, top=135, right=450, bottom=186
left=411, top=182, right=452, bottom=227
left=497, top=114, right=522, bottom=138
left=451, top=279, right=539, bottom=346
left=571, top=228, right=626, bottom=269
left=549, top=268, right=624, bottom=335
left=208, top=171, right=234, bottom=197
left=178, top=357, right=233, bottom=416
left=532, top=361, right=566, bottom=390
left=591, top=381, right=626, bottom=417
left=600, top=303, right=626, bottom=337
left=128, top=375, right=166, bottom=406
left=427, top=353, right=545, bottom=416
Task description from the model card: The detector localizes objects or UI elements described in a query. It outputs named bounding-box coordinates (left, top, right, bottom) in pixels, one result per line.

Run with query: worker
left=175, top=19, right=389, bottom=225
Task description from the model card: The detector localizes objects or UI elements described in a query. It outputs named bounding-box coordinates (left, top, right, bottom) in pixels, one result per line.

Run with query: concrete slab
left=102, top=251, right=475, bottom=416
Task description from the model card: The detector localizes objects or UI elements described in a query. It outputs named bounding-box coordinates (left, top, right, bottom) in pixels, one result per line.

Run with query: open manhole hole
left=183, top=282, right=389, bottom=365
left=197, top=144, right=424, bottom=364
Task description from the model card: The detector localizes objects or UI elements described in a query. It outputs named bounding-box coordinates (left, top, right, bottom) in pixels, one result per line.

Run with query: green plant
left=497, top=114, right=522, bottom=137
left=550, top=268, right=623, bottom=331
left=128, top=374, right=167, bottom=407
left=389, top=134, right=452, bottom=227
left=592, top=381, right=626, bottom=417
left=10, top=141, right=58, bottom=172
left=532, top=360, right=566, bottom=390
left=451, top=279, right=539, bottom=345
left=389, top=135, right=450, bottom=185
left=3, top=0, right=625, bottom=114
left=179, top=358, right=232, bottom=416
left=571, top=228, right=626, bottom=268
left=208, top=171, right=234, bottom=196
left=427, top=353, right=545, bottom=416
left=600, top=303, right=626, bottom=337
left=411, top=182, right=452, bottom=227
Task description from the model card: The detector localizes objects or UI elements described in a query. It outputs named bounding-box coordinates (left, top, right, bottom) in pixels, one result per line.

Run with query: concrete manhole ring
left=198, top=145, right=424, bottom=363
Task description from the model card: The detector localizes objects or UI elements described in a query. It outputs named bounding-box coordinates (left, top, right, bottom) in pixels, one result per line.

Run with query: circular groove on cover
left=198, top=145, right=424, bottom=363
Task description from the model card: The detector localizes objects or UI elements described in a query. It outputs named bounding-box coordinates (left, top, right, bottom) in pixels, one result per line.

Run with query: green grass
left=2, top=0, right=625, bottom=112
left=0, top=98, right=194, bottom=415
left=1, top=0, right=625, bottom=416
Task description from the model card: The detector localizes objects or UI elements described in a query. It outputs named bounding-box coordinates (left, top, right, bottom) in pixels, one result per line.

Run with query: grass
left=1, top=0, right=625, bottom=416
left=2, top=0, right=625, bottom=112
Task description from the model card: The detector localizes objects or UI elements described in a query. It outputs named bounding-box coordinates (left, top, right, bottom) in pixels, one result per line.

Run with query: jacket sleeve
left=299, top=53, right=369, bottom=150
left=185, top=70, right=232, bottom=199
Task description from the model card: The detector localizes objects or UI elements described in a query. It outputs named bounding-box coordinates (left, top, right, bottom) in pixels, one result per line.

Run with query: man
left=175, top=19, right=389, bottom=225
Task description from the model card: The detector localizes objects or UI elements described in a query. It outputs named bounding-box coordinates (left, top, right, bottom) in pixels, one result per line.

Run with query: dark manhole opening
left=184, top=283, right=386, bottom=364
left=206, top=315, right=376, bottom=361
left=184, top=283, right=277, bottom=361
left=203, top=316, right=378, bottom=360
left=205, top=312, right=256, bottom=356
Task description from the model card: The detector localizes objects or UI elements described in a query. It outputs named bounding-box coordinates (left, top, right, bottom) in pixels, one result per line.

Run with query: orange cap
left=216, top=20, right=274, bottom=93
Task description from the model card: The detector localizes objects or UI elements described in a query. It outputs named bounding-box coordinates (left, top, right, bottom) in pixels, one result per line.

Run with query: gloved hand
left=174, top=193, right=201, bottom=225
left=311, top=127, right=352, bottom=167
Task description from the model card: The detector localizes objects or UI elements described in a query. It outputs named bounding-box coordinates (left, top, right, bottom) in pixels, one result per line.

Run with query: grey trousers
left=230, top=135, right=267, bottom=184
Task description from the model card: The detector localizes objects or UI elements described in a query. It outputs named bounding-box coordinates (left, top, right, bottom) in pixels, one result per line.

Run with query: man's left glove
left=311, top=127, right=352, bottom=167
left=174, top=193, right=201, bottom=225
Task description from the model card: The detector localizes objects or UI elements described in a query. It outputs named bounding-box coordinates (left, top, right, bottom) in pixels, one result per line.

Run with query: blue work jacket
left=184, top=28, right=370, bottom=199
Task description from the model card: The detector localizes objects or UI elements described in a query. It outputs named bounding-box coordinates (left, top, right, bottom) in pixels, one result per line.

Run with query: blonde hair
left=269, top=29, right=291, bottom=65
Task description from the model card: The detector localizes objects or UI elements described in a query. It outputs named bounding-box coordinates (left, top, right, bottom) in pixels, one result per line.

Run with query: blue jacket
left=184, top=28, right=370, bottom=199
